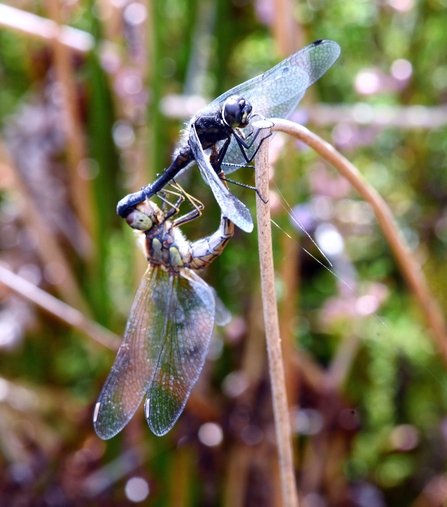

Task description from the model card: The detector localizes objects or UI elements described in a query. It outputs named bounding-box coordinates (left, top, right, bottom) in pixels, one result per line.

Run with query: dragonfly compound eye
left=126, top=210, right=153, bottom=231
left=222, top=96, right=252, bottom=128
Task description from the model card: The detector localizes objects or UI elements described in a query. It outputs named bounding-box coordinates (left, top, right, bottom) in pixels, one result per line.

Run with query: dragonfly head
left=126, top=209, right=153, bottom=231
left=222, top=95, right=252, bottom=128
left=126, top=201, right=163, bottom=231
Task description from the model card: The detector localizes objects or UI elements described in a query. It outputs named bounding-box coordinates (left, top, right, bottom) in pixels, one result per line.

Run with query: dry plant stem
left=46, top=0, right=95, bottom=247
left=223, top=293, right=267, bottom=507
left=0, top=3, right=94, bottom=52
left=271, top=118, right=447, bottom=360
left=223, top=446, right=251, bottom=507
left=255, top=140, right=298, bottom=507
left=409, top=473, right=447, bottom=507
left=0, top=141, right=89, bottom=312
left=83, top=447, right=146, bottom=497
left=272, top=0, right=301, bottom=56
left=326, top=334, right=360, bottom=390
left=222, top=294, right=267, bottom=507
left=0, top=265, right=120, bottom=351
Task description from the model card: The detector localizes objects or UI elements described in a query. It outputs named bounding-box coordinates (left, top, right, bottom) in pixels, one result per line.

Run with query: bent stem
left=0, top=265, right=120, bottom=351
left=271, top=118, right=447, bottom=362
left=255, top=139, right=298, bottom=507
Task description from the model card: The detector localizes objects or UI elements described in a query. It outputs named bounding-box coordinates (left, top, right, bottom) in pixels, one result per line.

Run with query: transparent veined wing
left=213, top=288, right=232, bottom=326
left=93, top=266, right=163, bottom=440
left=94, top=265, right=220, bottom=439
left=145, top=270, right=216, bottom=436
left=209, top=40, right=341, bottom=172
left=189, top=123, right=254, bottom=233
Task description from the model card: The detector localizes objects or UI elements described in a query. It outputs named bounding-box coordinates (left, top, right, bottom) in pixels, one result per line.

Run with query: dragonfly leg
left=213, top=137, right=232, bottom=173
left=233, top=127, right=273, bottom=163
left=171, top=207, right=202, bottom=228
left=221, top=161, right=255, bottom=172
left=156, top=184, right=186, bottom=219
left=117, top=183, right=183, bottom=218
left=162, top=194, right=184, bottom=220
left=167, top=182, right=205, bottom=228
left=221, top=176, right=268, bottom=204
left=210, top=126, right=271, bottom=175
left=169, top=181, right=205, bottom=214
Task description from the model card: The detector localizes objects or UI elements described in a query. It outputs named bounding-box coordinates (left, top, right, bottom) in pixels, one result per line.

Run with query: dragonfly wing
left=93, top=266, right=163, bottom=440
left=216, top=40, right=340, bottom=113
left=213, top=287, right=232, bottom=326
left=189, top=123, right=254, bottom=233
left=212, top=40, right=341, bottom=171
left=145, top=270, right=216, bottom=436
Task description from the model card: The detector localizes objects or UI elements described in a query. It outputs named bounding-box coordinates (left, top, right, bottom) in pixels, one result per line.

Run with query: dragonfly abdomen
left=147, top=116, right=232, bottom=199
left=188, top=216, right=234, bottom=270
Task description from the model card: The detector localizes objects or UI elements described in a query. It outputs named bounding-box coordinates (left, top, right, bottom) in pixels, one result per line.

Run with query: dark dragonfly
left=94, top=193, right=233, bottom=438
left=117, top=39, right=341, bottom=232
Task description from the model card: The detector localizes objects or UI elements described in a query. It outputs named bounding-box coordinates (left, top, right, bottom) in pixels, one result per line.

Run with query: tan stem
left=46, top=0, right=95, bottom=253
left=0, top=4, right=94, bottom=52
left=255, top=137, right=298, bottom=507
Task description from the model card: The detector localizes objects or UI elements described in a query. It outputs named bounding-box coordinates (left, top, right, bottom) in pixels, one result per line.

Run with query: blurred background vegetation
left=1, top=0, right=447, bottom=505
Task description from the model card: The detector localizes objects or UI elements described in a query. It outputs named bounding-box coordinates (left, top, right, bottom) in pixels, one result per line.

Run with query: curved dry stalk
left=0, top=265, right=120, bottom=351
left=255, top=138, right=298, bottom=507
left=271, top=118, right=447, bottom=362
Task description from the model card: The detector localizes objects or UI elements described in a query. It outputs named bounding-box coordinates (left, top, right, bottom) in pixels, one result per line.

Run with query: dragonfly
left=117, top=39, right=341, bottom=233
left=94, top=190, right=233, bottom=438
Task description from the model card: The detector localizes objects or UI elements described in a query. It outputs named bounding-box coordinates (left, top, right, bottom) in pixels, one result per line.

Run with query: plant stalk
left=255, top=137, right=298, bottom=507
left=0, top=265, right=120, bottom=350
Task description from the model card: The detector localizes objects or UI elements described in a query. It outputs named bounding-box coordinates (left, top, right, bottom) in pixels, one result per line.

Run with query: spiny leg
left=169, top=181, right=205, bottom=216
left=232, top=127, right=273, bottom=164
left=156, top=184, right=185, bottom=219
left=220, top=176, right=268, bottom=204
left=211, top=135, right=268, bottom=204
left=167, top=182, right=205, bottom=228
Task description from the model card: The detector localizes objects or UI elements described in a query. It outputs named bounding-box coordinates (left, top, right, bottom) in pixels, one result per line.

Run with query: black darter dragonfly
left=94, top=193, right=233, bottom=438
left=117, top=39, right=341, bottom=233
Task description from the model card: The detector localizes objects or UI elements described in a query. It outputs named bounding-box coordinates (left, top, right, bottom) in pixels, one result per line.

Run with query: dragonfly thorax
left=222, top=95, right=252, bottom=128
left=145, top=235, right=185, bottom=270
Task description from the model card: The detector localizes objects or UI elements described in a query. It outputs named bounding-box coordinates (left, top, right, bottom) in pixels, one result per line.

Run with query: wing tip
left=312, top=38, right=341, bottom=54
left=92, top=402, right=127, bottom=440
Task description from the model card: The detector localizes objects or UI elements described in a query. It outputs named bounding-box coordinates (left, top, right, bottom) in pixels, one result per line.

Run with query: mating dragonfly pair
left=94, top=39, right=341, bottom=439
